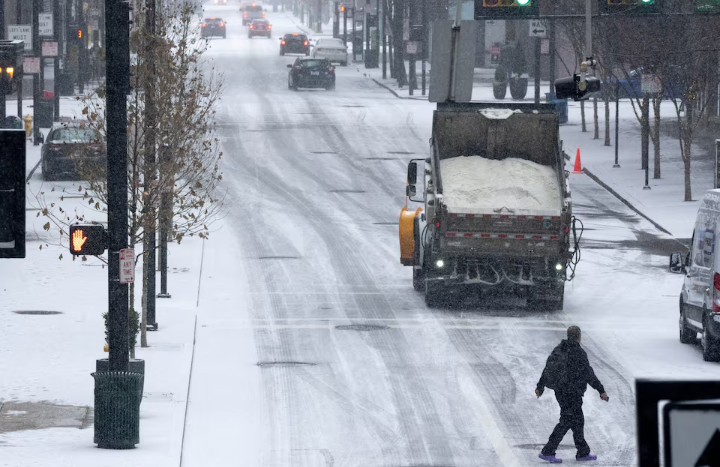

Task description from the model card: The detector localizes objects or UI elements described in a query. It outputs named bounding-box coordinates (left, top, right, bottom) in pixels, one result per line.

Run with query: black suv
left=279, top=33, right=310, bottom=56
left=248, top=19, right=271, bottom=38
left=201, top=18, right=226, bottom=39
left=287, top=58, right=335, bottom=91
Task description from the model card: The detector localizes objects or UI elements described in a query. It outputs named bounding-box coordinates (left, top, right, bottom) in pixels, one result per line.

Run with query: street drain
left=335, top=324, right=390, bottom=331
left=329, top=189, right=366, bottom=194
left=258, top=256, right=300, bottom=260
left=257, top=361, right=316, bottom=368
left=12, top=310, right=63, bottom=315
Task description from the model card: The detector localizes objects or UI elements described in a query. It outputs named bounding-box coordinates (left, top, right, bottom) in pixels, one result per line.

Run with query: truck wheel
left=702, top=315, right=719, bottom=362
left=679, top=300, right=698, bottom=344
left=413, top=268, right=424, bottom=292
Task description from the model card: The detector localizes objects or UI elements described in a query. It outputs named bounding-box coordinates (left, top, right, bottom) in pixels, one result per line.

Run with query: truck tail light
left=262, top=11, right=266, bottom=17
left=243, top=12, right=247, bottom=17
left=327, top=66, right=334, bottom=74
left=714, top=273, right=720, bottom=312
left=281, top=40, right=286, bottom=45
left=304, top=40, right=309, bottom=46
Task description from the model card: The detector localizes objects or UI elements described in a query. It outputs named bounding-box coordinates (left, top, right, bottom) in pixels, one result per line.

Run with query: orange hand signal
left=72, top=229, right=87, bottom=252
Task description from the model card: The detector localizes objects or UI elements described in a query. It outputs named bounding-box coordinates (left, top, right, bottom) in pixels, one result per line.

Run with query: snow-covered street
left=1, top=3, right=719, bottom=466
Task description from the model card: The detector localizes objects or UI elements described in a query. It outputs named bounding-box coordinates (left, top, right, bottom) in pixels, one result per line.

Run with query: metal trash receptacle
left=91, top=371, right=142, bottom=449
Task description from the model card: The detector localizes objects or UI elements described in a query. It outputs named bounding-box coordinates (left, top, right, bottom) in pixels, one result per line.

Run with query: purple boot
left=539, top=453, right=563, bottom=463
left=576, top=454, right=597, bottom=461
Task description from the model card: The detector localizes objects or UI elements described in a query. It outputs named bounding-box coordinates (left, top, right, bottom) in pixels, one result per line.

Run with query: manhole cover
left=12, top=310, right=63, bottom=315
left=257, top=361, right=316, bottom=368
left=335, top=324, right=390, bottom=331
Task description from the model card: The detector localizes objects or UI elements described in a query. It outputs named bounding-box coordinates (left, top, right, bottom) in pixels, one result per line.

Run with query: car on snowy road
left=41, top=123, right=106, bottom=181
left=201, top=18, right=227, bottom=38
left=279, top=33, right=310, bottom=56
left=242, top=4, right=264, bottom=25
left=287, top=58, right=335, bottom=91
left=311, top=38, right=348, bottom=66
left=248, top=19, right=271, bottom=38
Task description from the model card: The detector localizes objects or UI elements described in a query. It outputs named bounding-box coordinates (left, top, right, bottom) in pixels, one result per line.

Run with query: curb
left=26, top=159, right=41, bottom=183
left=370, top=78, right=429, bottom=101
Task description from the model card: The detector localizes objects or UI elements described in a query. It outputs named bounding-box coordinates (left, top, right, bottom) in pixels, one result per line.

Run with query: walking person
left=535, top=326, right=609, bottom=463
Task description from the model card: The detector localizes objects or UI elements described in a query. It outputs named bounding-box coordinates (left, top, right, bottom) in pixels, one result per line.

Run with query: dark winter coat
left=536, top=339, right=605, bottom=397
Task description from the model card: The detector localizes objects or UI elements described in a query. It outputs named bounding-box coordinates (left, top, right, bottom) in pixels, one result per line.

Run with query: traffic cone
left=572, top=148, right=583, bottom=174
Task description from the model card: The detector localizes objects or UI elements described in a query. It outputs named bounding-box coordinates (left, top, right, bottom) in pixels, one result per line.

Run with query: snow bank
left=440, top=155, right=561, bottom=213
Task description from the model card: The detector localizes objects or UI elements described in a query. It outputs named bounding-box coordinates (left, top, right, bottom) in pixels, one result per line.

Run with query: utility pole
left=333, top=3, right=339, bottom=38
left=534, top=36, right=540, bottom=104
left=77, top=0, right=85, bottom=94
left=343, top=6, right=347, bottom=46
left=33, top=0, right=41, bottom=144
left=106, top=0, right=131, bottom=373
left=641, top=93, right=650, bottom=190
left=53, top=0, right=61, bottom=120
left=421, top=0, right=426, bottom=96
left=16, top=0, right=22, bottom=124
left=317, top=0, right=322, bottom=32
left=144, top=0, right=158, bottom=332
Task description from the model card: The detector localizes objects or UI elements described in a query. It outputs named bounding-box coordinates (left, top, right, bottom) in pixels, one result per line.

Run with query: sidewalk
left=363, top=68, right=709, bottom=240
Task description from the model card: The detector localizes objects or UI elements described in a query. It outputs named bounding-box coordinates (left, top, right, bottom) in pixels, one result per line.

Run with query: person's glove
left=600, top=392, right=609, bottom=402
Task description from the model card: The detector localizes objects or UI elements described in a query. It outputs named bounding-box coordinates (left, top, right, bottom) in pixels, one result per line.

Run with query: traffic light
left=475, top=0, right=538, bottom=19
left=0, top=130, right=26, bottom=259
left=0, top=40, right=23, bottom=96
left=68, top=224, right=107, bottom=256
left=77, top=28, right=83, bottom=39
left=600, top=0, right=659, bottom=15
left=340, top=5, right=345, bottom=12
left=555, top=74, right=602, bottom=101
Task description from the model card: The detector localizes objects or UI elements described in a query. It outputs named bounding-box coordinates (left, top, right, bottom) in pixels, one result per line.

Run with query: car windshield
left=252, top=20, right=267, bottom=24
left=299, top=60, right=326, bottom=68
left=205, top=18, right=223, bottom=24
left=316, top=39, right=344, bottom=47
left=49, top=128, right=100, bottom=142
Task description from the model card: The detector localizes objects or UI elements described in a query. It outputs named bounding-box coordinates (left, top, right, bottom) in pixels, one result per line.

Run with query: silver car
left=311, top=38, right=348, bottom=66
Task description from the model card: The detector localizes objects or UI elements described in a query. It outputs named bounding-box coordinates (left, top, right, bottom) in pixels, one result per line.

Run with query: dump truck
left=399, top=102, right=581, bottom=309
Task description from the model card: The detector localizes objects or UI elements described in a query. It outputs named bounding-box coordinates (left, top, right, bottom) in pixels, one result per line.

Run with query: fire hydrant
left=24, top=114, right=32, bottom=138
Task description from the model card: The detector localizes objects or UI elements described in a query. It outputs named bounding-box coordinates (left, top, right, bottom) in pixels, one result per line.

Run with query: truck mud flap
left=399, top=206, right=422, bottom=266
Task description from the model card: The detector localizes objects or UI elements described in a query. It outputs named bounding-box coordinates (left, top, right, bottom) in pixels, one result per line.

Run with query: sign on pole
left=8, top=25, right=32, bottom=51
left=23, top=57, right=40, bottom=74
left=529, top=19, right=546, bottom=38
left=119, top=249, right=135, bottom=284
left=664, top=402, right=720, bottom=467
left=406, top=41, right=420, bottom=55
left=39, top=14, right=53, bottom=37
left=641, top=74, right=662, bottom=94
left=42, top=42, right=58, bottom=57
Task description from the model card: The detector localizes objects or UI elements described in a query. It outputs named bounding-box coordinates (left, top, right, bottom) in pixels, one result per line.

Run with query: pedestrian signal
left=68, top=224, right=106, bottom=255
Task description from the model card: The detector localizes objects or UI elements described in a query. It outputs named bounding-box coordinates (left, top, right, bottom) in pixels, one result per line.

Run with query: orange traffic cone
left=572, top=148, right=583, bottom=174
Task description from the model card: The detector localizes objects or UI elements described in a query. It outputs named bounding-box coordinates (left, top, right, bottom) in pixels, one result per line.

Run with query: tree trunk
left=581, top=100, right=586, bottom=132
left=141, top=238, right=148, bottom=348
left=653, top=97, right=661, bottom=179
left=393, top=0, right=407, bottom=87
left=683, top=109, right=693, bottom=202
left=593, top=97, right=599, bottom=140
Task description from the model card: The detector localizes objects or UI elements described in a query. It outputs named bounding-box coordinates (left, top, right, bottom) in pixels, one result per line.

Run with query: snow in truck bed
left=440, top=155, right=562, bottom=214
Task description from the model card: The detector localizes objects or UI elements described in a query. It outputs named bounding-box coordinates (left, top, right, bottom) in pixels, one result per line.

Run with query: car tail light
left=268, top=25, right=272, bottom=29
left=243, top=12, right=247, bottom=17
left=293, top=65, right=301, bottom=71
left=327, top=66, right=334, bottom=74
left=714, top=273, right=720, bottom=312
left=304, top=40, right=308, bottom=46
left=250, top=24, right=254, bottom=28
left=202, top=23, right=207, bottom=27
left=219, top=23, right=225, bottom=27
left=281, top=40, right=286, bottom=45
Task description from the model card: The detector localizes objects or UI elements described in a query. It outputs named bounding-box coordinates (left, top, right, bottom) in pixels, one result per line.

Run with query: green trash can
left=91, top=371, right=142, bottom=449
left=35, top=99, right=54, bottom=128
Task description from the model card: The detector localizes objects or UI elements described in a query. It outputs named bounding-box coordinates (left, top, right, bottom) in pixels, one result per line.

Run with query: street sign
left=8, top=25, right=32, bottom=51
left=39, top=14, right=53, bottom=37
left=119, top=249, right=135, bottom=284
left=406, top=41, right=420, bottom=55
left=529, top=19, right=546, bottom=37
left=664, top=401, right=720, bottom=467
left=641, top=74, right=662, bottom=94
left=23, top=57, right=40, bottom=74
left=42, top=42, right=58, bottom=57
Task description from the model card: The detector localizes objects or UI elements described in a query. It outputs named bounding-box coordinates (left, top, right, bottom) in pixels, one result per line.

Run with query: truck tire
left=679, top=300, right=697, bottom=344
left=702, top=315, right=719, bottom=362
left=412, top=217, right=424, bottom=291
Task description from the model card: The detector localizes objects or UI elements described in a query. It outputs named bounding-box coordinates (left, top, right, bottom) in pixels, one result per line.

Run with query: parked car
left=287, top=58, right=335, bottom=91
left=612, top=67, right=685, bottom=100
left=280, top=33, right=310, bottom=56
left=41, top=123, right=106, bottom=181
left=671, top=189, right=720, bottom=361
left=248, top=19, right=271, bottom=38
left=201, top=17, right=227, bottom=38
left=242, top=4, right=264, bottom=25
left=311, top=38, right=348, bottom=66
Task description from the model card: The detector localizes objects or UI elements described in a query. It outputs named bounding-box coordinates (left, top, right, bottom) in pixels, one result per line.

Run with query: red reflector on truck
left=532, top=235, right=542, bottom=239
left=515, top=235, right=525, bottom=239
left=464, top=233, right=473, bottom=237
left=481, top=234, right=491, bottom=238
left=445, top=232, right=456, bottom=237
left=498, top=234, right=507, bottom=238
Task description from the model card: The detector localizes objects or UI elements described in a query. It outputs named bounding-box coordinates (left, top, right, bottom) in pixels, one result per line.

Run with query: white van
left=671, top=189, right=720, bottom=361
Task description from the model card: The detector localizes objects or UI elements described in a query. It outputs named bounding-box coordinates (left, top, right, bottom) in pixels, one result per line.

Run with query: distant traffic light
left=77, top=28, right=83, bottom=39
left=68, top=224, right=107, bottom=256
left=600, top=0, right=659, bottom=15
left=0, top=130, right=26, bottom=259
left=340, top=5, right=345, bottom=12
left=475, top=0, right=538, bottom=19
